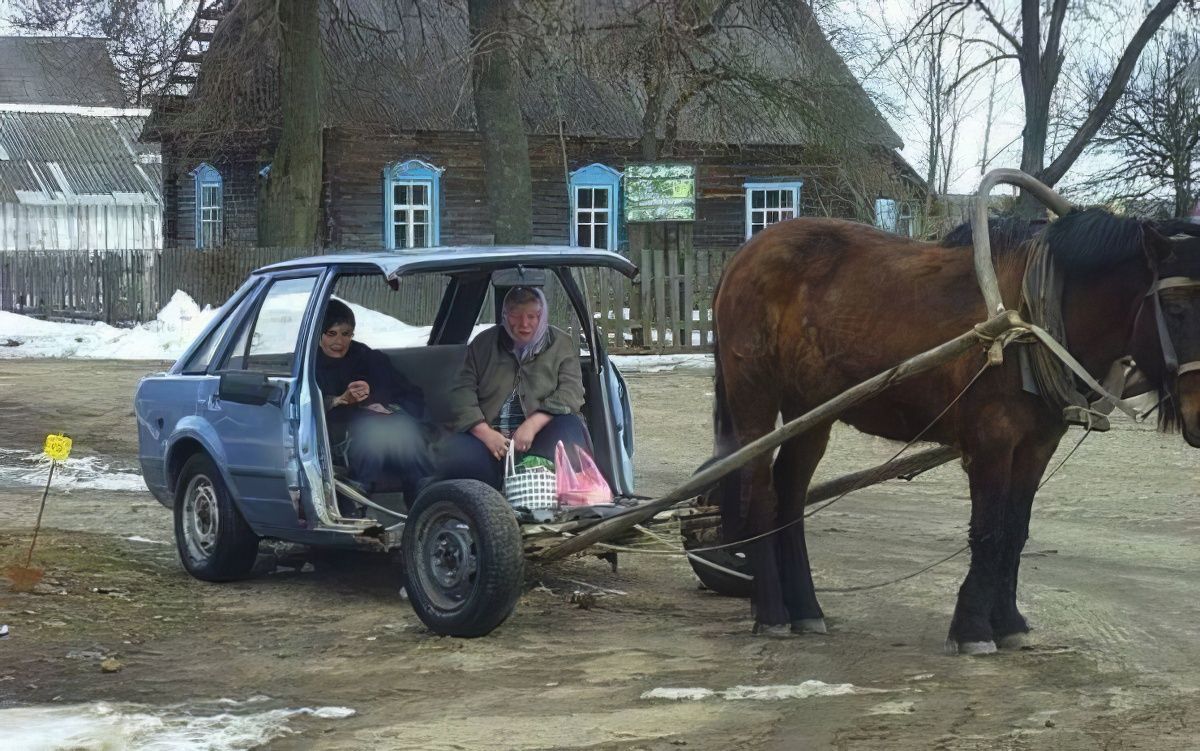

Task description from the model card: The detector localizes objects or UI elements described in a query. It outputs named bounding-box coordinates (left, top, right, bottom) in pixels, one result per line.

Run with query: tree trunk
left=468, top=0, right=532, bottom=244
left=259, top=0, right=323, bottom=248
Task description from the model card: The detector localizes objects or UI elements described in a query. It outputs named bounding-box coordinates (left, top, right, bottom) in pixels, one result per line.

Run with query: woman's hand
left=471, top=423, right=510, bottom=460
left=363, top=403, right=392, bottom=414
left=334, top=380, right=370, bottom=407
left=512, top=413, right=552, bottom=453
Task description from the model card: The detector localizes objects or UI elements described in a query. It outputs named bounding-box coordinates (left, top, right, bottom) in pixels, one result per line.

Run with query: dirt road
left=2, top=359, right=1200, bottom=749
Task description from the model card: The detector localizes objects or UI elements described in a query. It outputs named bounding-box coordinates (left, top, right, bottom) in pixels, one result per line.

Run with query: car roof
left=255, top=245, right=639, bottom=280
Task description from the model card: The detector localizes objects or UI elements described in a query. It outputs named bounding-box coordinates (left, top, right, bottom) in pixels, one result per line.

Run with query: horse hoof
left=753, top=622, right=793, bottom=638
left=945, top=639, right=998, bottom=656
left=791, top=618, right=828, bottom=635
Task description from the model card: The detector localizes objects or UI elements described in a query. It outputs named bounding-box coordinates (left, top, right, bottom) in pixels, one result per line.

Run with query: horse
left=710, top=183, right=1200, bottom=653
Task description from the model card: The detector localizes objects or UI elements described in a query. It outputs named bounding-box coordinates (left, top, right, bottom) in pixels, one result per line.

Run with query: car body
left=135, top=247, right=638, bottom=626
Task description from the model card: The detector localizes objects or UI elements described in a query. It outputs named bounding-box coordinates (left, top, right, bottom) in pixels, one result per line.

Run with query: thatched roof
left=148, top=0, right=901, bottom=151
left=0, top=37, right=124, bottom=107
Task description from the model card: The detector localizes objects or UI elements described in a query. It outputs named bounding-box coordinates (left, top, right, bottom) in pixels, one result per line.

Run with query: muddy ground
left=2, top=358, right=1200, bottom=749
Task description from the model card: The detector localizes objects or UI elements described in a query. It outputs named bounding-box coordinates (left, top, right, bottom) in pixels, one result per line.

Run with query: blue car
left=135, top=247, right=637, bottom=636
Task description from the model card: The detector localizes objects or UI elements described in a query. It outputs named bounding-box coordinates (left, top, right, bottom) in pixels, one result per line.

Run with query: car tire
left=174, top=453, right=259, bottom=582
left=680, top=510, right=754, bottom=598
left=401, top=479, right=523, bottom=638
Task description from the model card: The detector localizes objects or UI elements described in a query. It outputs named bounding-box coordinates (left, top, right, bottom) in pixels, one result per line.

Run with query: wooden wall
left=158, top=130, right=910, bottom=251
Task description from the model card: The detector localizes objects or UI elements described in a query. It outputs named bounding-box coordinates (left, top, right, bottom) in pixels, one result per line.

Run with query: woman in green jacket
left=439, top=286, right=591, bottom=489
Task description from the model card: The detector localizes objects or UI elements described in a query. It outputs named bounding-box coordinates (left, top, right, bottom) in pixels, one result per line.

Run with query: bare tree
left=1084, top=31, right=1199, bottom=217
left=912, top=0, right=1190, bottom=215
left=7, top=0, right=195, bottom=107
left=468, top=0, right=532, bottom=244
left=258, top=0, right=323, bottom=246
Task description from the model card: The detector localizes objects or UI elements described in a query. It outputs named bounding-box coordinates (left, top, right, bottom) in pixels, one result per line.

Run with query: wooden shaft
left=972, top=168, right=1073, bottom=314
left=804, top=445, right=961, bottom=507
left=535, top=311, right=1019, bottom=561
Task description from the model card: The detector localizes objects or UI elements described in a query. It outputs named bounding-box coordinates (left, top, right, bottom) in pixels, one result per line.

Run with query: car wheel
left=401, top=480, right=523, bottom=637
left=174, top=453, right=259, bottom=582
left=681, top=510, right=754, bottom=598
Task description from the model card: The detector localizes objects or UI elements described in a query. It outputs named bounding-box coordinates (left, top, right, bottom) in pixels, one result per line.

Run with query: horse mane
left=942, top=209, right=1148, bottom=274
left=940, top=216, right=1044, bottom=252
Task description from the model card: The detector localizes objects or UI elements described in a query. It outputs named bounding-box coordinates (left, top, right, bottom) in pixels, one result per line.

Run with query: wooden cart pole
left=534, top=310, right=1021, bottom=562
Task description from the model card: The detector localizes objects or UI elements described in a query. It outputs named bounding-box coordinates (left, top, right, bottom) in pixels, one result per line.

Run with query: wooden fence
left=0, top=243, right=736, bottom=353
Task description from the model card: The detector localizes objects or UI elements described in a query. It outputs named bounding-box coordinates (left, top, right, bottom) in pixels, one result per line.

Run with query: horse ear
left=1143, top=222, right=1178, bottom=265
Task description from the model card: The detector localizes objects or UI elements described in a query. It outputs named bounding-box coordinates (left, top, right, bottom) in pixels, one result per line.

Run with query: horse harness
left=1018, top=229, right=1200, bottom=429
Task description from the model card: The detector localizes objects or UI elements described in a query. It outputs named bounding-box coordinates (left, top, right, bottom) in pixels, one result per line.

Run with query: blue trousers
left=435, top=414, right=591, bottom=490
left=343, top=411, right=433, bottom=496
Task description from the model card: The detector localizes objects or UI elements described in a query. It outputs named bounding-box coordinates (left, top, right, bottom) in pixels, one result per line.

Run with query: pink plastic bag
left=555, top=441, right=614, bottom=507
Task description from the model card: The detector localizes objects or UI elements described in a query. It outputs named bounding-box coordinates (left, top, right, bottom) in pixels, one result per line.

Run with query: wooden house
left=144, top=0, right=923, bottom=252
left=0, top=37, right=162, bottom=250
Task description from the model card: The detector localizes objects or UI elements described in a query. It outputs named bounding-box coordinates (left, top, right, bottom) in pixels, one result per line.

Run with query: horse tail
left=711, top=275, right=735, bottom=459
left=709, top=273, right=745, bottom=540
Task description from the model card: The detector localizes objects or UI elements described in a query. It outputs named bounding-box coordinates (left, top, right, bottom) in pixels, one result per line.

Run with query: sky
left=823, top=0, right=1195, bottom=199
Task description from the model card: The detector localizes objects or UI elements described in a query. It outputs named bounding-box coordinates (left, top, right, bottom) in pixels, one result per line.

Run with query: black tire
left=401, top=479, right=523, bottom=638
left=173, top=453, right=259, bottom=582
left=681, top=511, right=754, bottom=598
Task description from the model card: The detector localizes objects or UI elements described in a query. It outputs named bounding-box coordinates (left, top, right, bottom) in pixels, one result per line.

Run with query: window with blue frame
left=192, top=163, right=223, bottom=248
left=569, top=163, right=621, bottom=250
left=384, top=159, right=443, bottom=249
left=874, top=197, right=916, bottom=236
left=744, top=180, right=802, bottom=238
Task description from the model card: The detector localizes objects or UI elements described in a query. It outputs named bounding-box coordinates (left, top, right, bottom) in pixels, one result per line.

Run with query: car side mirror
left=218, top=370, right=280, bottom=406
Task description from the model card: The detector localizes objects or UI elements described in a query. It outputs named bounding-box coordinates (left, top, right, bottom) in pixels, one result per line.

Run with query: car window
left=221, top=276, right=319, bottom=376
left=326, top=272, right=449, bottom=351
left=181, top=293, right=251, bottom=375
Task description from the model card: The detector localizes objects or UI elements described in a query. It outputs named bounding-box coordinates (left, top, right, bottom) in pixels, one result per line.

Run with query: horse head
left=972, top=170, right=1200, bottom=447
left=1131, top=222, right=1200, bottom=447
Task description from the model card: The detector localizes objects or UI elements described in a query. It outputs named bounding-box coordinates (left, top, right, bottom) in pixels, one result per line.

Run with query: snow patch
left=642, top=680, right=887, bottom=702
left=0, top=290, right=219, bottom=360
left=0, top=290, right=485, bottom=360
left=610, top=354, right=713, bottom=373
left=0, top=449, right=145, bottom=492
left=0, top=698, right=355, bottom=751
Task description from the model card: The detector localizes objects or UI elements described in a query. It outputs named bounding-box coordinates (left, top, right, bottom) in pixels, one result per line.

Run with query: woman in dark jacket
left=316, top=299, right=431, bottom=499
left=439, top=286, right=591, bottom=488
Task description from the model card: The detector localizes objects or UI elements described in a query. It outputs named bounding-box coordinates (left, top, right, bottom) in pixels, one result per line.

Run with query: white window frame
left=192, top=162, right=223, bottom=249
left=874, top=197, right=917, bottom=237
left=384, top=159, right=443, bottom=250
left=569, top=163, right=622, bottom=250
left=743, top=181, right=802, bottom=239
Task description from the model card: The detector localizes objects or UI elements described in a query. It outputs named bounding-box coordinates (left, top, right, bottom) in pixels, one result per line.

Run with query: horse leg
left=717, top=392, right=790, bottom=635
left=774, top=419, right=832, bottom=634
left=991, top=433, right=1061, bottom=645
left=947, top=436, right=1017, bottom=654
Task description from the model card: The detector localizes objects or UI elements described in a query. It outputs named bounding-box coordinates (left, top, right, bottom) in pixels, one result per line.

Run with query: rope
left=681, top=354, right=994, bottom=556
left=1038, top=427, right=1092, bottom=491
left=816, top=545, right=969, bottom=593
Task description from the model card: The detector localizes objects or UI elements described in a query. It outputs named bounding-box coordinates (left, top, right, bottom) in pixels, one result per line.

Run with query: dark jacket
left=447, top=325, right=585, bottom=433
left=317, top=341, right=425, bottom=438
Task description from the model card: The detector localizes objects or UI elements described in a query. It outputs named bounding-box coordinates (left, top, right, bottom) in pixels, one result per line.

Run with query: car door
left=202, top=272, right=322, bottom=532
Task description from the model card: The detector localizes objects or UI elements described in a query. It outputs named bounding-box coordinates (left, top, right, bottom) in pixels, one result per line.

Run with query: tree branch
left=1042, top=0, right=1183, bottom=185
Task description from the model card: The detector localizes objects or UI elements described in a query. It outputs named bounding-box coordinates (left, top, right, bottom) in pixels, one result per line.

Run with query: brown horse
left=711, top=204, right=1200, bottom=652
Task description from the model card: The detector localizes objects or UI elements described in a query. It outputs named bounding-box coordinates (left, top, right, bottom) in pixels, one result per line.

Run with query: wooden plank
left=640, top=244, right=653, bottom=352
left=682, top=243, right=695, bottom=351
left=534, top=310, right=1022, bottom=561
left=653, top=239, right=667, bottom=353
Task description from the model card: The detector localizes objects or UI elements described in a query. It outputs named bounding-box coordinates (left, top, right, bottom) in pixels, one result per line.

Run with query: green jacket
left=448, top=325, right=585, bottom=433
